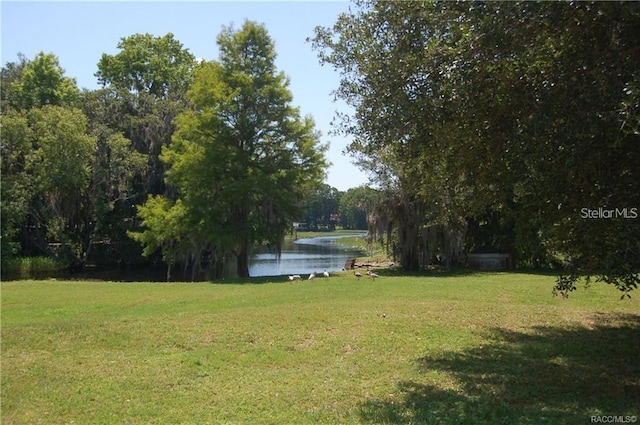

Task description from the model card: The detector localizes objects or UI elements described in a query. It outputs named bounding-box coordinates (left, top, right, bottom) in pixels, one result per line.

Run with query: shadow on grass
left=368, top=267, right=555, bottom=279
left=359, top=313, right=640, bottom=424
left=2, top=264, right=291, bottom=284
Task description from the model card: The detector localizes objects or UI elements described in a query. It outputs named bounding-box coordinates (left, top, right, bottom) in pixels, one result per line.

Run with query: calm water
left=248, top=234, right=366, bottom=277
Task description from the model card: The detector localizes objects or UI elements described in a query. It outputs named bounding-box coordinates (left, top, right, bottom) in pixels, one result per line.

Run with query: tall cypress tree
left=132, top=21, right=327, bottom=278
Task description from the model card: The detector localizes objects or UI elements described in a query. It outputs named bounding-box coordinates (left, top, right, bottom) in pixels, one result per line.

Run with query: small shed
left=467, top=246, right=512, bottom=270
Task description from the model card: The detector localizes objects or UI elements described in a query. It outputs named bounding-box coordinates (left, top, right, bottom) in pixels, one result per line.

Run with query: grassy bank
left=2, top=272, right=638, bottom=424
left=289, top=229, right=367, bottom=240
left=291, top=229, right=388, bottom=260
left=1, top=256, right=64, bottom=280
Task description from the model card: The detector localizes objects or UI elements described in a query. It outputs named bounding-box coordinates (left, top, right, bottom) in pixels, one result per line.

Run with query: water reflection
left=249, top=234, right=365, bottom=277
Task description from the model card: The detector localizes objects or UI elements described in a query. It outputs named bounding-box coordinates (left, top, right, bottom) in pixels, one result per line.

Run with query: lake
left=249, top=234, right=366, bottom=277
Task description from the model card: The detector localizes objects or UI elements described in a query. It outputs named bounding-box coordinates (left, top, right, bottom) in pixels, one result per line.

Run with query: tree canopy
left=1, top=52, right=79, bottom=111
left=312, top=0, right=640, bottom=295
left=3, top=4, right=638, bottom=296
left=1, top=28, right=331, bottom=278
left=96, top=33, right=196, bottom=100
left=131, top=21, right=328, bottom=278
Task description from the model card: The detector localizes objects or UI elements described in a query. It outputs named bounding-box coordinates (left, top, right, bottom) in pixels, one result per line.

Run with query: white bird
left=308, top=271, right=317, bottom=281
left=288, top=275, right=302, bottom=281
left=354, top=271, right=362, bottom=279
left=323, top=269, right=330, bottom=278
left=367, top=270, right=379, bottom=279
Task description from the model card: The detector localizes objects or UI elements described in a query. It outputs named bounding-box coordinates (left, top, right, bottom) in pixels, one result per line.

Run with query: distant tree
left=21, top=106, right=96, bottom=267
left=95, top=33, right=197, bottom=196
left=132, top=21, right=328, bottom=278
left=17, top=52, right=79, bottom=109
left=128, top=196, right=195, bottom=281
left=2, top=52, right=145, bottom=269
left=90, top=130, right=147, bottom=261
left=339, top=186, right=378, bottom=230
left=0, top=109, right=33, bottom=261
left=2, top=53, right=84, bottom=266
left=1, top=53, right=29, bottom=111
left=1, top=52, right=79, bottom=112
left=78, top=88, right=149, bottom=263
left=96, top=32, right=196, bottom=99
left=302, top=183, right=340, bottom=230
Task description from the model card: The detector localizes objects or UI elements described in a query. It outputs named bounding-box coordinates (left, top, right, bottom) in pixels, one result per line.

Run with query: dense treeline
left=2, top=23, right=366, bottom=279
left=312, top=1, right=640, bottom=296
left=3, top=2, right=639, bottom=295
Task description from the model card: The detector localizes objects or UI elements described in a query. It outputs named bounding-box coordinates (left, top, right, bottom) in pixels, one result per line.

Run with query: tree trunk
left=399, top=221, right=420, bottom=271
left=237, top=237, right=250, bottom=277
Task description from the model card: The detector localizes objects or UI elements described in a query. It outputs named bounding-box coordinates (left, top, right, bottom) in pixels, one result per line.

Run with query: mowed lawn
left=1, top=272, right=638, bottom=424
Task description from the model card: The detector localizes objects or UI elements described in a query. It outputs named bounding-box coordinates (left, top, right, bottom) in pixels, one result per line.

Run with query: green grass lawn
left=2, top=272, right=638, bottom=424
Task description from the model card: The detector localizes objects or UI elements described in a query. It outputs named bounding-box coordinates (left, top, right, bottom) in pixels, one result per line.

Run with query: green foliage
left=93, top=132, right=147, bottom=214
left=1, top=256, right=64, bottom=278
left=312, top=1, right=640, bottom=289
left=129, top=196, right=185, bottom=257
left=339, top=186, right=380, bottom=230
left=25, top=105, right=96, bottom=266
left=133, top=21, right=328, bottom=278
left=16, top=52, right=79, bottom=109
left=301, top=183, right=341, bottom=229
left=96, top=33, right=196, bottom=99
left=128, top=196, right=198, bottom=280
left=1, top=53, right=131, bottom=269
left=0, top=110, right=33, bottom=259
left=0, top=53, right=29, bottom=111
left=28, top=106, right=94, bottom=192
left=3, top=104, right=96, bottom=267
left=1, top=62, right=146, bottom=268
left=93, top=34, right=197, bottom=198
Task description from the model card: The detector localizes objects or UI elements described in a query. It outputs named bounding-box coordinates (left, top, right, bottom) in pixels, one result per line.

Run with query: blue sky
left=1, top=1, right=370, bottom=191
